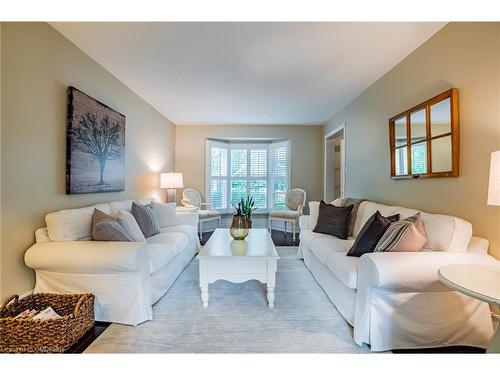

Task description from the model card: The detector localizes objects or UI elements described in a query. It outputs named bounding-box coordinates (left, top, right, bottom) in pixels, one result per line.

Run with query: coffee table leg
left=199, top=259, right=209, bottom=308
left=267, top=258, right=277, bottom=309
left=201, top=286, right=209, bottom=308
left=267, top=287, right=275, bottom=309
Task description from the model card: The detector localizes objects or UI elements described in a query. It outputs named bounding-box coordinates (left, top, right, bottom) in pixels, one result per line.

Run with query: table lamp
left=161, top=172, right=184, bottom=204
left=488, top=151, right=500, bottom=206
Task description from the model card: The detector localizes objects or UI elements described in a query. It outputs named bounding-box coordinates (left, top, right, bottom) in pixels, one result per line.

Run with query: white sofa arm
left=358, top=251, right=499, bottom=292
left=176, top=212, right=199, bottom=226
left=25, top=241, right=149, bottom=274
left=299, top=215, right=310, bottom=230
left=467, top=236, right=489, bottom=254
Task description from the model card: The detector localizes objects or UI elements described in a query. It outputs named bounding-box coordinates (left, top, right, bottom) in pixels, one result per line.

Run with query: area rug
left=85, top=247, right=371, bottom=353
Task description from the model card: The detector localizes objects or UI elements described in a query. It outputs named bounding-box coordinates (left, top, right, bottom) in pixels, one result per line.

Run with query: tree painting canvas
left=66, top=87, right=125, bottom=194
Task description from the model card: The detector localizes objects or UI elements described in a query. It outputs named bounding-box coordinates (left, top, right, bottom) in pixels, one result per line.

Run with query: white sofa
left=25, top=198, right=200, bottom=326
left=298, top=199, right=498, bottom=351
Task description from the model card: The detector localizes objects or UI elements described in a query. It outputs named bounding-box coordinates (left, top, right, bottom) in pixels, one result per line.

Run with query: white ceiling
left=51, top=22, right=446, bottom=126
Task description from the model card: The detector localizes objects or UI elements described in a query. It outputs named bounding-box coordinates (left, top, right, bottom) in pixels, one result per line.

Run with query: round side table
left=438, top=264, right=500, bottom=353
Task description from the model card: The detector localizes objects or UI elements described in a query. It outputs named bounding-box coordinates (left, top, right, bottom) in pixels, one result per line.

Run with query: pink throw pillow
left=391, top=214, right=428, bottom=252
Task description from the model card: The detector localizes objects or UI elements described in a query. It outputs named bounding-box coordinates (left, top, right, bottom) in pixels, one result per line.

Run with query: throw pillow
left=92, top=209, right=133, bottom=242
left=116, top=209, right=146, bottom=242
left=374, top=213, right=428, bottom=252
left=346, top=211, right=400, bottom=257
left=152, top=202, right=179, bottom=228
left=131, top=202, right=160, bottom=238
left=340, top=197, right=367, bottom=237
left=313, top=200, right=354, bottom=240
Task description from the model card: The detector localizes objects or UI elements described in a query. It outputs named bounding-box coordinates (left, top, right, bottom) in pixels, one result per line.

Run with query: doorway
left=324, top=124, right=345, bottom=202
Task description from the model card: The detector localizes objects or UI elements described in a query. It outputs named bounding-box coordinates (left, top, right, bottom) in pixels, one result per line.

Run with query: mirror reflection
left=411, top=143, right=427, bottom=174
left=410, top=109, right=426, bottom=143
left=394, top=117, right=407, bottom=147
left=431, top=136, right=452, bottom=172
left=430, top=98, right=451, bottom=137
left=395, top=146, right=408, bottom=176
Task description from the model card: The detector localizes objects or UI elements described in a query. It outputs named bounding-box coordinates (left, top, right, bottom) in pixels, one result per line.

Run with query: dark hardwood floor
left=201, top=229, right=300, bottom=246
left=393, top=346, right=485, bottom=354
left=65, top=229, right=485, bottom=354
left=65, top=321, right=110, bottom=353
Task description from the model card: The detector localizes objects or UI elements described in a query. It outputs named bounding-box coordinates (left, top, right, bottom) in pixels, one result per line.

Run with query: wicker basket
left=0, top=293, right=95, bottom=353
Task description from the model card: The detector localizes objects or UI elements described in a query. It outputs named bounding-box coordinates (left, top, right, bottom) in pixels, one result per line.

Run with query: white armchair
left=268, top=188, right=306, bottom=242
left=182, top=188, right=221, bottom=240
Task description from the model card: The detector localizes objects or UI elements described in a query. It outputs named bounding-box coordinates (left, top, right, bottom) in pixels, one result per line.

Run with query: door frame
left=324, top=123, right=346, bottom=201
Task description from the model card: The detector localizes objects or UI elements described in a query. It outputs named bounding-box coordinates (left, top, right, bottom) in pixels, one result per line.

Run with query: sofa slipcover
left=25, top=198, right=201, bottom=326
left=298, top=199, right=498, bottom=351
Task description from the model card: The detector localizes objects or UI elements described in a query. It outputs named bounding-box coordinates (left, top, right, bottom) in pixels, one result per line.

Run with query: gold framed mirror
left=389, top=88, right=459, bottom=179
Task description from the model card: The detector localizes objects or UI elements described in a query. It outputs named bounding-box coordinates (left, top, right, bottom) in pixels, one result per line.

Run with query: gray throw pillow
left=131, top=202, right=160, bottom=238
left=340, top=197, right=367, bottom=237
left=313, top=200, right=354, bottom=239
left=92, top=209, right=133, bottom=242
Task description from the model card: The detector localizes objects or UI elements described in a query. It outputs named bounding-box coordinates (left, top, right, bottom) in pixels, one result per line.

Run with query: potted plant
left=240, top=196, right=257, bottom=228
left=229, top=202, right=249, bottom=240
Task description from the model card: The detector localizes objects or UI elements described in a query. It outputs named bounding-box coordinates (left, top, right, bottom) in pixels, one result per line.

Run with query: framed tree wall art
left=66, top=86, right=126, bottom=194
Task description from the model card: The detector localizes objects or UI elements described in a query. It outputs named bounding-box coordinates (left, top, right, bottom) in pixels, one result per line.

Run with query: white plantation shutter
left=269, top=141, right=291, bottom=209
left=206, top=140, right=289, bottom=211
left=250, top=148, right=267, bottom=209
left=250, top=149, right=267, bottom=177
left=206, top=140, right=229, bottom=210
left=230, top=148, right=247, bottom=177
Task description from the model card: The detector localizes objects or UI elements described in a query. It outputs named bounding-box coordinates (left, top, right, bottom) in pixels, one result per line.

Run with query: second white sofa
left=298, top=199, right=498, bottom=351
left=25, top=198, right=200, bottom=326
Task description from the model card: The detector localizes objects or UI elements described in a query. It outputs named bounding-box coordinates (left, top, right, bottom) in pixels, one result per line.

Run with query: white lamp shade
left=161, top=172, right=184, bottom=189
left=488, top=151, right=500, bottom=206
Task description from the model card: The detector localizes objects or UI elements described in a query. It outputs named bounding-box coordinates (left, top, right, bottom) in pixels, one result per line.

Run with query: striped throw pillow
left=92, top=209, right=133, bottom=242
left=374, top=213, right=428, bottom=252
left=131, top=202, right=160, bottom=238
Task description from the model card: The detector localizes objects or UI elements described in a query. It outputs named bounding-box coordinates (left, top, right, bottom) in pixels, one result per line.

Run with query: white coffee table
left=197, top=228, right=279, bottom=308
left=438, top=264, right=500, bottom=353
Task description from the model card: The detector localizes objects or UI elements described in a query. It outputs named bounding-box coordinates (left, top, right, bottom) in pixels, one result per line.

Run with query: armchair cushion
left=269, top=210, right=299, bottom=220
left=199, top=209, right=220, bottom=219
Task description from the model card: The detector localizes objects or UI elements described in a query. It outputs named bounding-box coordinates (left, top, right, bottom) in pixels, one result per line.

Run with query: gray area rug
left=85, top=247, right=371, bottom=353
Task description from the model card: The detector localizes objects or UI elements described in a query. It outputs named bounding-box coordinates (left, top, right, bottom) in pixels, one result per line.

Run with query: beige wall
left=0, top=22, right=3, bottom=296
left=0, top=23, right=176, bottom=299
left=175, top=125, right=324, bottom=209
left=325, top=22, right=500, bottom=258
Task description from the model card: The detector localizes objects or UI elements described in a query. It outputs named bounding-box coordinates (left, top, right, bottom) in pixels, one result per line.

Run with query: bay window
left=206, top=140, right=290, bottom=211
